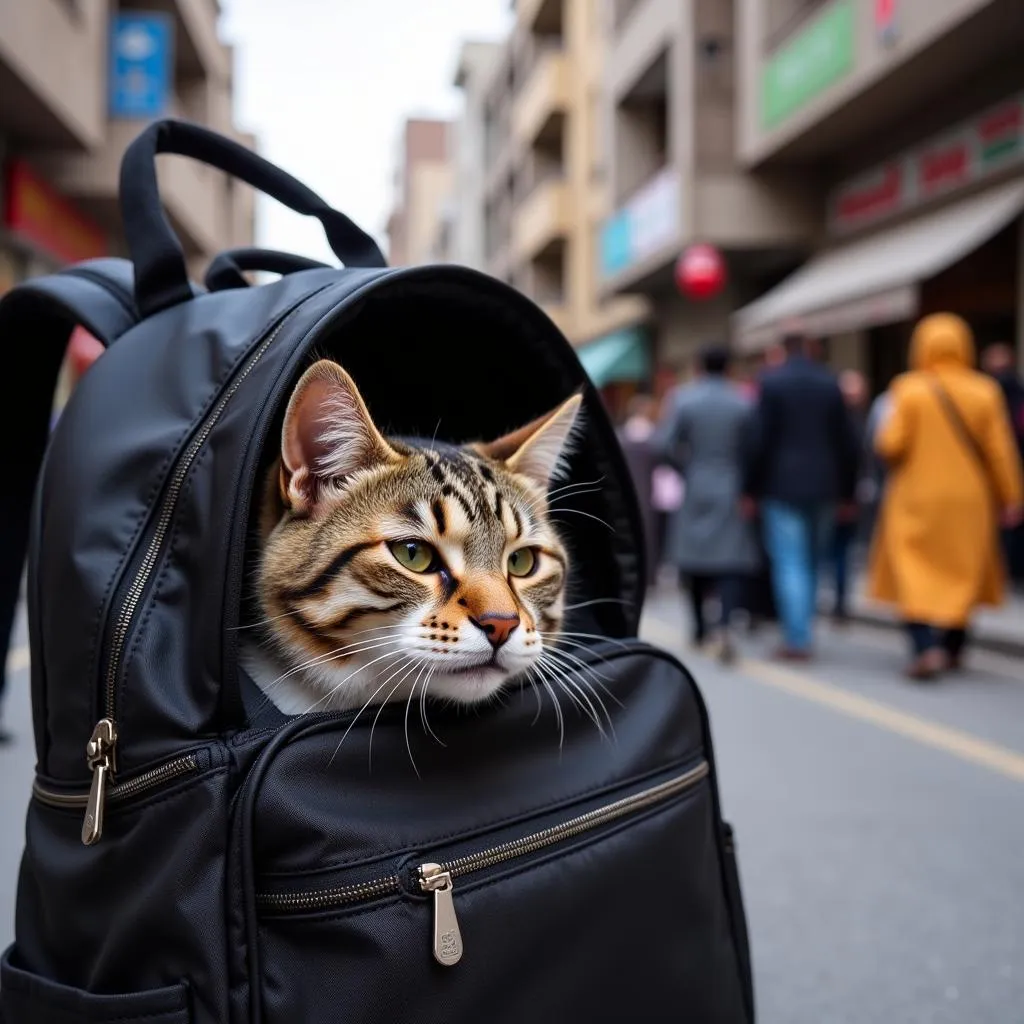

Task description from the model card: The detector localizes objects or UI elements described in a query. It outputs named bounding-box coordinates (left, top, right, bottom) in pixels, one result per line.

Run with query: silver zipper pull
left=418, top=863, right=463, bottom=966
left=82, top=718, right=117, bottom=846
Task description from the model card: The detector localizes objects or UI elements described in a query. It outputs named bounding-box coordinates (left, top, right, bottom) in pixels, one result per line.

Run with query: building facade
left=0, top=0, right=255, bottom=294
left=599, top=0, right=817, bottom=385
left=733, top=0, right=1024, bottom=385
left=447, top=42, right=503, bottom=271
left=386, top=119, right=454, bottom=267
left=478, top=0, right=648, bottom=363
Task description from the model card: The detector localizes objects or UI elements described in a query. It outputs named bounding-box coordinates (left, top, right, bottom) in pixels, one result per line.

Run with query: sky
left=219, top=0, right=512, bottom=264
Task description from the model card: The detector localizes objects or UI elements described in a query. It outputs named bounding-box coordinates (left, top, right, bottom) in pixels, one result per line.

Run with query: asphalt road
left=641, top=588, right=1024, bottom=1024
left=1, top=595, right=1022, bottom=1023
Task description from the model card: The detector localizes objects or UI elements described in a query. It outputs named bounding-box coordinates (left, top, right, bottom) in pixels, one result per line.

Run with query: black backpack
left=0, top=120, right=754, bottom=1024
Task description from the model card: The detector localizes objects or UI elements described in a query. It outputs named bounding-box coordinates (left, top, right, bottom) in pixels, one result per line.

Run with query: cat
left=242, top=359, right=582, bottom=717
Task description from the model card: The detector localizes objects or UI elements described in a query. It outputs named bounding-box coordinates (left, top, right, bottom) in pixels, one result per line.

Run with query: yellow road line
left=642, top=619, right=1024, bottom=783
left=6, top=645, right=29, bottom=674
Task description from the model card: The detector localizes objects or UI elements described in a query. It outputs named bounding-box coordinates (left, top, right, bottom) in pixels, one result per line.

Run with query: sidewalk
left=822, top=572, right=1024, bottom=658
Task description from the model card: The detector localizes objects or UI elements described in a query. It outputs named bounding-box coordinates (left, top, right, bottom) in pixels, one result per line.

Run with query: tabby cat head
left=252, top=359, right=581, bottom=714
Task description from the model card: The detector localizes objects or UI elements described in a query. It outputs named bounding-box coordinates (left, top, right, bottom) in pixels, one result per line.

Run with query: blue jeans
left=762, top=501, right=834, bottom=652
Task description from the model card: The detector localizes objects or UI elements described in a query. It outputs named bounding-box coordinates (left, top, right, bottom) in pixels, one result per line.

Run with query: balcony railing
left=512, top=174, right=569, bottom=262
left=512, top=44, right=568, bottom=145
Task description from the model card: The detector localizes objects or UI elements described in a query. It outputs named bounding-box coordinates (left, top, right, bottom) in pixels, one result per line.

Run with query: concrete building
left=599, top=0, right=816, bottom=386
left=386, top=119, right=454, bottom=266
left=732, top=0, right=1024, bottom=385
left=478, top=0, right=647, bottom=360
left=445, top=41, right=503, bottom=271
left=0, top=0, right=255, bottom=294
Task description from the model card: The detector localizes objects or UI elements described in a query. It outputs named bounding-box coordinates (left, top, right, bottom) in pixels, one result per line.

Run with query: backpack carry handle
left=120, top=119, right=387, bottom=318
left=204, top=247, right=332, bottom=292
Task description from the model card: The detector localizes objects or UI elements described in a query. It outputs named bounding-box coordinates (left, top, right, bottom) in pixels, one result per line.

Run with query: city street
left=1, top=594, right=1023, bottom=1023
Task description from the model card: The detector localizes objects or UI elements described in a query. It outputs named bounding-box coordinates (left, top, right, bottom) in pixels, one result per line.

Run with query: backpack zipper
left=84, top=316, right=290, bottom=846
left=255, top=760, right=709, bottom=967
left=33, top=748, right=201, bottom=839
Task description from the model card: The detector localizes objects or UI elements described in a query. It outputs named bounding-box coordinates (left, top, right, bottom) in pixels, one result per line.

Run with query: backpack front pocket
left=0, top=948, right=190, bottom=1024
left=256, top=760, right=709, bottom=968
left=233, top=645, right=751, bottom=1024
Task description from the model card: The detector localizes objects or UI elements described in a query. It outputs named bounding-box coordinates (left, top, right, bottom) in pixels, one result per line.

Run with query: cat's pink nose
left=472, top=611, right=520, bottom=649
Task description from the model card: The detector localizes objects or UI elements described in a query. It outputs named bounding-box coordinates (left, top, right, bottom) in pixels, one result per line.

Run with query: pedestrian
left=616, top=394, right=662, bottom=584
left=742, top=332, right=859, bottom=661
left=861, top=388, right=892, bottom=544
left=981, top=342, right=1024, bottom=586
left=869, top=313, right=1024, bottom=679
left=830, top=370, right=869, bottom=623
left=657, top=345, right=759, bottom=663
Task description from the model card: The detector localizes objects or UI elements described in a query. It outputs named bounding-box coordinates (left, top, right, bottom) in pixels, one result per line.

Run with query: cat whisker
left=403, top=658, right=430, bottom=777
left=546, top=507, right=615, bottom=532
left=535, top=636, right=624, bottom=708
left=308, top=647, right=407, bottom=711
left=542, top=485, right=605, bottom=505
left=535, top=655, right=610, bottom=739
left=270, top=636, right=407, bottom=687
left=419, top=666, right=445, bottom=748
left=523, top=671, right=544, bottom=726
left=541, top=637, right=622, bottom=689
left=369, top=657, right=422, bottom=773
left=528, top=668, right=564, bottom=751
left=547, top=475, right=605, bottom=499
left=560, top=597, right=631, bottom=611
left=539, top=629, right=635, bottom=651
left=326, top=652, right=412, bottom=766
left=539, top=650, right=618, bottom=736
left=542, top=638, right=615, bottom=679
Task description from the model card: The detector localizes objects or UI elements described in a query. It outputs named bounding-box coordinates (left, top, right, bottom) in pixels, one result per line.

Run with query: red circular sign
left=68, top=326, right=104, bottom=379
left=675, top=244, right=727, bottom=301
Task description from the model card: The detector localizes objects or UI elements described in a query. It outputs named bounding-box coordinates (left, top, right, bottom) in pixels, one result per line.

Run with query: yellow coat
left=868, top=314, right=1024, bottom=627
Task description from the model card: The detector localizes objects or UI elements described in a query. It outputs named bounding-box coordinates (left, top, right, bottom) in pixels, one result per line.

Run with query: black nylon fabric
left=2, top=123, right=753, bottom=1024
left=230, top=644, right=751, bottom=1024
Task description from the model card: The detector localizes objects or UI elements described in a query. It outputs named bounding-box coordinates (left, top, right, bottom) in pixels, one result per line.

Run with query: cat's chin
left=242, top=642, right=523, bottom=715
left=426, top=664, right=513, bottom=705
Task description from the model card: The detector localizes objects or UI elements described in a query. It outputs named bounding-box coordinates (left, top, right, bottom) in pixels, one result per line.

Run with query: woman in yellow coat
left=869, top=313, right=1024, bottom=678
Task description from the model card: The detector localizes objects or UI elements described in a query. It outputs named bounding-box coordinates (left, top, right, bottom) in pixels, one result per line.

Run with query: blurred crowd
left=619, top=314, right=1024, bottom=680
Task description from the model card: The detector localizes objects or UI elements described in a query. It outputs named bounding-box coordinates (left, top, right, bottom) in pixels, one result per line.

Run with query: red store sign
left=3, top=160, right=106, bottom=265
left=829, top=93, right=1024, bottom=234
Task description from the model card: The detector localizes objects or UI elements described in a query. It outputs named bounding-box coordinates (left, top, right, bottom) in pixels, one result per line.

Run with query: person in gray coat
left=656, top=345, right=760, bottom=662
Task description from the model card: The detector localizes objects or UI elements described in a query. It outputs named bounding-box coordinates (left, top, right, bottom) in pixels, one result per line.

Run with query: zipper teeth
left=33, top=754, right=199, bottom=809
left=103, top=321, right=287, bottom=719
left=256, top=876, right=401, bottom=912
left=439, top=761, right=709, bottom=879
left=255, top=762, right=708, bottom=913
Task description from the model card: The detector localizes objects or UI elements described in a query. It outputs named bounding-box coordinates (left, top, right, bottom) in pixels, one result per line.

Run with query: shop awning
left=576, top=328, right=650, bottom=387
left=733, top=178, right=1024, bottom=351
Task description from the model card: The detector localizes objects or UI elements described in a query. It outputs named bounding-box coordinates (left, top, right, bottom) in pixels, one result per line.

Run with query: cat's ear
left=280, top=360, right=396, bottom=514
left=477, top=393, right=583, bottom=489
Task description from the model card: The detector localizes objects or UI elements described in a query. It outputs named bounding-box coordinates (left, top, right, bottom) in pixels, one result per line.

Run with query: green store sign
left=762, top=0, right=855, bottom=129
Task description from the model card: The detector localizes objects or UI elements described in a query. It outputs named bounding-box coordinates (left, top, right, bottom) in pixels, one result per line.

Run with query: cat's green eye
left=389, top=540, right=437, bottom=573
left=507, top=547, right=538, bottom=578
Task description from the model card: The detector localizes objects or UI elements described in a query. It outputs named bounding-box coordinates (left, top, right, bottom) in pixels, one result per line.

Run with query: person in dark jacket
left=982, top=343, right=1024, bottom=585
left=657, top=346, right=760, bottom=663
left=830, top=370, right=868, bottom=621
left=743, top=333, right=860, bottom=660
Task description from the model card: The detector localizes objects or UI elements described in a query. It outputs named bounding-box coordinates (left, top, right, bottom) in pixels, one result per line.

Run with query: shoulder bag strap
left=928, top=377, right=997, bottom=503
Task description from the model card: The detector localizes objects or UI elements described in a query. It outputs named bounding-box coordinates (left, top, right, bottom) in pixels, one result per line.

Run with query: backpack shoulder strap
left=927, top=376, right=997, bottom=501
left=0, top=260, right=139, bottom=707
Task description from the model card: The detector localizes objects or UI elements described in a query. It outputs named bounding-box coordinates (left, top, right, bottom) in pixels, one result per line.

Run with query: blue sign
left=599, top=211, right=632, bottom=279
left=109, top=13, right=173, bottom=119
